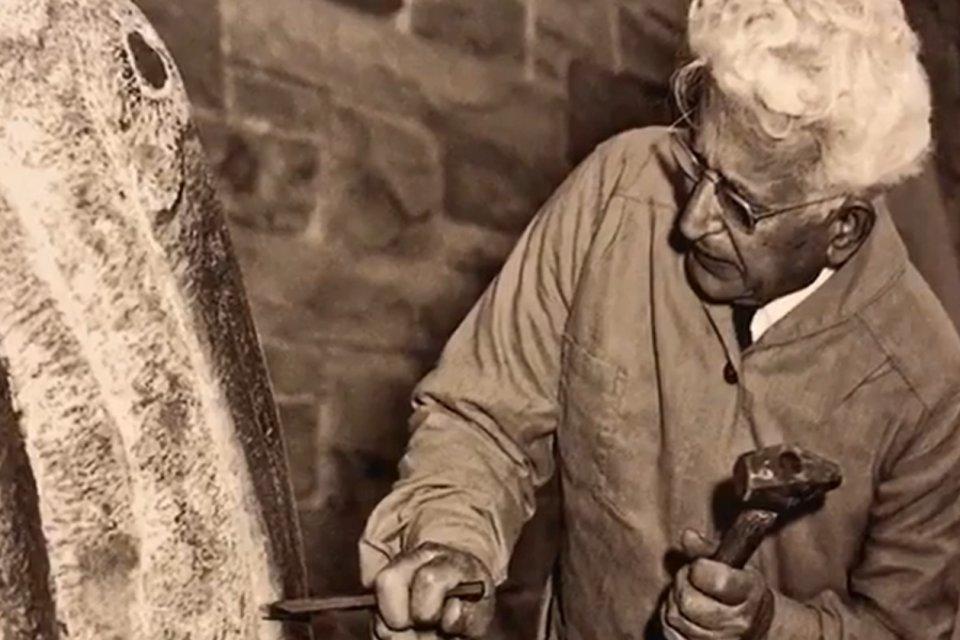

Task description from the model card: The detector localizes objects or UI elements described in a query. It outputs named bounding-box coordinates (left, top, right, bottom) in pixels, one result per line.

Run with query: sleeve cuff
left=359, top=498, right=507, bottom=587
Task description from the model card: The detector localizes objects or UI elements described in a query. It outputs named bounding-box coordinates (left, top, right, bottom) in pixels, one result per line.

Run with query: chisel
left=262, top=581, right=487, bottom=621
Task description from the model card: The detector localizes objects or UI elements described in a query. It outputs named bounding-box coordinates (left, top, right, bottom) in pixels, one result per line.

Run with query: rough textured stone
left=534, top=0, right=616, bottom=82
left=134, top=0, right=225, bottom=109
left=0, top=1, right=309, bottom=636
left=567, top=58, right=672, bottom=164
left=410, top=0, right=526, bottom=60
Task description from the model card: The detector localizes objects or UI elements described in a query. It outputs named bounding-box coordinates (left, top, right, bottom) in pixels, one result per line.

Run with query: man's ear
left=826, top=200, right=875, bottom=267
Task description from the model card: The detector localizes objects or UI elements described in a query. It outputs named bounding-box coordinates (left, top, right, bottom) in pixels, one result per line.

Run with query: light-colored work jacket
left=361, top=127, right=960, bottom=639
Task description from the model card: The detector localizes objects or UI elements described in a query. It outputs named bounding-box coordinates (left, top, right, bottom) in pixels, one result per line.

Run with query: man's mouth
left=690, top=244, right=739, bottom=276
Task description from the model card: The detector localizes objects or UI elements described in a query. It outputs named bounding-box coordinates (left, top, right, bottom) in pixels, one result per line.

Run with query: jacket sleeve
left=767, top=393, right=960, bottom=639
left=358, top=138, right=628, bottom=586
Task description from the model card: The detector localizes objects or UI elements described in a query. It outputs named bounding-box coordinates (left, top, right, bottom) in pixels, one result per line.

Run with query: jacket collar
left=753, top=201, right=907, bottom=348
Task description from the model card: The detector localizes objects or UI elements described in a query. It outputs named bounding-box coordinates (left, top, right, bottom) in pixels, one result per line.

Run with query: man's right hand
left=372, top=542, right=495, bottom=639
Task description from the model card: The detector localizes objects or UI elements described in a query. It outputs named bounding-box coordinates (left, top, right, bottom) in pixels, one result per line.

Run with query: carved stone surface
left=0, top=1, right=311, bottom=638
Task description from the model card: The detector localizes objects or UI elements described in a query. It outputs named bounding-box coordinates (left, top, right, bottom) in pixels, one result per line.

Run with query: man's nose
left=679, top=179, right=726, bottom=241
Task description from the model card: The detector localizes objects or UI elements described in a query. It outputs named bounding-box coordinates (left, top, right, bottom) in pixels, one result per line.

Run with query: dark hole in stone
left=127, top=31, right=167, bottom=90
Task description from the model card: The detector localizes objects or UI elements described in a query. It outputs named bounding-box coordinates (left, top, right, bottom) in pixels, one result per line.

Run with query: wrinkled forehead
left=695, top=87, right=827, bottom=203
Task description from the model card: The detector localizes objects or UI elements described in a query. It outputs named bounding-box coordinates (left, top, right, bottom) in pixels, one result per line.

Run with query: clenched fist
left=371, top=542, right=495, bottom=639
left=661, top=529, right=774, bottom=640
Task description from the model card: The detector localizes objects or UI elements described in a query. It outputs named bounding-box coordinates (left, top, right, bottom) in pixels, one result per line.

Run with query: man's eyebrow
left=717, top=167, right=765, bottom=206
left=724, top=175, right=763, bottom=204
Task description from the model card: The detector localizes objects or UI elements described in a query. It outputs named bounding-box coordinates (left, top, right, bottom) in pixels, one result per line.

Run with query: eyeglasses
left=673, top=134, right=845, bottom=233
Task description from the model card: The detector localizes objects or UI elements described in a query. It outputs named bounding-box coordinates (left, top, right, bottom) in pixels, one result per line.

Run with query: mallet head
left=732, top=444, right=842, bottom=512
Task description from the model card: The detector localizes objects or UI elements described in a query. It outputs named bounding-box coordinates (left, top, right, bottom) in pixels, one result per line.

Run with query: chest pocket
left=558, top=336, right=627, bottom=500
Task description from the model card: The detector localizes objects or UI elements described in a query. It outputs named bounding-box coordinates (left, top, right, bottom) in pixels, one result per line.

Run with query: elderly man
left=359, top=1, right=960, bottom=638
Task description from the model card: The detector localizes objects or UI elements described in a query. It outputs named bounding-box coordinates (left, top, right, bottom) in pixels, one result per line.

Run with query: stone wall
left=131, top=0, right=960, bottom=637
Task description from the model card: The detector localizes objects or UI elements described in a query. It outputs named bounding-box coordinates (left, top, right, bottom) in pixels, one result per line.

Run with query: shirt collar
left=750, top=268, right=836, bottom=343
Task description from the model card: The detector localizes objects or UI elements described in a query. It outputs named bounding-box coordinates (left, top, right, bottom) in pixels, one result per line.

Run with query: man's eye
left=716, top=189, right=755, bottom=224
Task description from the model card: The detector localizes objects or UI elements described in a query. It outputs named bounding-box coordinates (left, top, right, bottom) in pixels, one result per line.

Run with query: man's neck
left=749, top=268, right=836, bottom=343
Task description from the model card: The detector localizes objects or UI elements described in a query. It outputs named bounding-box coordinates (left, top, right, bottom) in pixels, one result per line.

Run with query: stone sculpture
left=0, top=1, right=311, bottom=638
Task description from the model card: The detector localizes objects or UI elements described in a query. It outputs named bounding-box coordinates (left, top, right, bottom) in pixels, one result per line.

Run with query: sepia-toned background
left=131, top=0, right=960, bottom=637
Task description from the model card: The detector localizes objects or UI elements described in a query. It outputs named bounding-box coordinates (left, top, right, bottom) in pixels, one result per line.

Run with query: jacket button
left=723, top=361, right=739, bottom=384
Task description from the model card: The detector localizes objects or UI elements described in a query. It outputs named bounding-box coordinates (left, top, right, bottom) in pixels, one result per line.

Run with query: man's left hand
left=661, top=529, right=775, bottom=639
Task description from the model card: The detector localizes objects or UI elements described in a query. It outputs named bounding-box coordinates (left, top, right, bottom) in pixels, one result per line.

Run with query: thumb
left=680, top=528, right=719, bottom=559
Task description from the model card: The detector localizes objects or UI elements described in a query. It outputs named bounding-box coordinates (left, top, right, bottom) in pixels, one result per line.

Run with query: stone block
left=319, top=103, right=442, bottom=255
left=229, top=66, right=330, bottom=135
left=534, top=0, right=616, bottom=82
left=197, top=121, right=320, bottom=234
left=567, top=58, right=672, bottom=165
left=617, top=2, right=686, bottom=87
left=134, top=0, right=224, bottom=109
left=410, top=0, right=526, bottom=60
left=443, top=130, right=562, bottom=233
left=324, top=168, right=410, bottom=252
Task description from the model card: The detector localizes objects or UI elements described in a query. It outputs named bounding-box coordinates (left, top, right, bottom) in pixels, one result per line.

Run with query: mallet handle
left=712, top=509, right=778, bottom=568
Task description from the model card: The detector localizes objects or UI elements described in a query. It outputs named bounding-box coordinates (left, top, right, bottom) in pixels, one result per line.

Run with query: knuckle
left=416, top=567, right=442, bottom=589
left=377, top=568, right=406, bottom=595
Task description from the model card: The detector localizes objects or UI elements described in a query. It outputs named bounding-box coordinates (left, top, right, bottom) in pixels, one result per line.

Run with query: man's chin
left=684, top=254, right=750, bottom=304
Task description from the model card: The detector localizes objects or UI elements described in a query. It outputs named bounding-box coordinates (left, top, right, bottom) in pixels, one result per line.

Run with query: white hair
left=684, top=0, right=932, bottom=193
